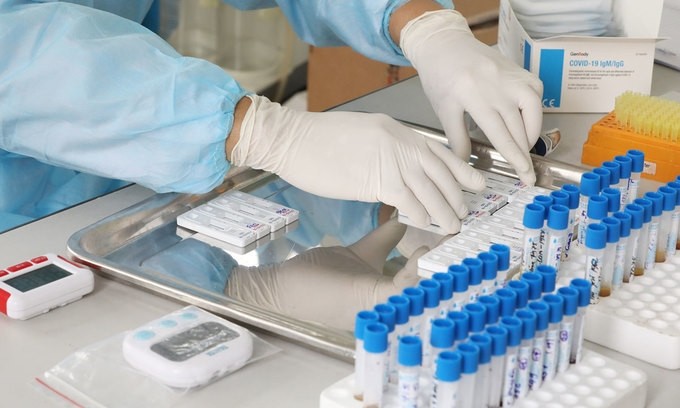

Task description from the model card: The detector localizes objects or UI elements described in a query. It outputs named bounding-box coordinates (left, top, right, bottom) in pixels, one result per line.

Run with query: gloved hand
left=400, top=10, right=544, bottom=186
left=225, top=218, right=429, bottom=331
left=232, top=95, right=486, bottom=233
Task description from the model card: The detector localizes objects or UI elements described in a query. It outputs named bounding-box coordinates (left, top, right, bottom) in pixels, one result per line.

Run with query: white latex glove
left=224, top=218, right=429, bottom=331
left=401, top=10, right=544, bottom=185
left=232, top=95, right=486, bottom=233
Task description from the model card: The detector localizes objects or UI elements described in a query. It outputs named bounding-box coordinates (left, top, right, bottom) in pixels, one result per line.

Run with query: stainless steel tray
left=67, top=124, right=589, bottom=362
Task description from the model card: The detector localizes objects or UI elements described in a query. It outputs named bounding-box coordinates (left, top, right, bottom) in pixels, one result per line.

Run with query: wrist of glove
left=400, top=9, right=543, bottom=186
left=231, top=94, right=485, bottom=233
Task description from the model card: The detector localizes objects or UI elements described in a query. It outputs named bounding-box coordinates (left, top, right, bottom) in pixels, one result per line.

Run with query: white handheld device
left=122, top=306, right=254, bottom=389
left=0, top=254, right=94, bottom=320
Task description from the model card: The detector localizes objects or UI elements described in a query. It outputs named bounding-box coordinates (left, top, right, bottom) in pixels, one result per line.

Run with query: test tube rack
left=319, top=349, right=647, bottom=408
left=560, top=246, right=680, bottom=369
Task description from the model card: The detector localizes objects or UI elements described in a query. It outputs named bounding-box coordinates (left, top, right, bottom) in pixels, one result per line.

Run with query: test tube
left=403, top=287, right=425, bottom=337
left=397, top=336, right=422, bottom=408
left=448, top=311, right=470, bottom=349
left=374, top=303, right=397, bottom=388
left=521, top=272, right=543, bottom=302
left=431, top=351, right=462, bottom=408
left=527, top=301, right=549, bottom=391
left=463, top=257, right=483, bottom=303
left=522, top=203, right=545, bottom=273
left=490, top=244, right=512, bottom=288
left=542, top=294, right=564, bottom=383
left=560, top=184, right=580, bottom=261
left=623, top=204, right=644, bottom=283
left=514, top=308, right=537, bottom=400
left=614, top=155, right=633, bottom=206
left=600, top=217, right=621, bottom=298
left=479, top=295, right=501, bottom=326
left=533, top=195, right=554, bottom=265
left=643, top=191, right=663, bottom=269
left=593, top=167, right=612, bottom=190
left=657, top=186, right=677, bottom=263
left=448, top=264, right=470, bottom=312
left=666, top=181, right=680, bottom=256
left=536, top=264, right=557, bottom=294
left=354, top=310, right=379, bottom=399
left=612, top=212, right=632, bottom=290
left=545, top=204, right=570, bottom=272
left=585, top=223, right=607, bottom=303
left=602, top=187, right=622, bottom=217
left=577, top=172, right=602, bottom=247
left=556, top=287, right=578, bottom=373
left=478, top=251, right=499, bottom=296
left=496, top=288, right=518, bottom=319
left=464, top=302, right=487, bottom=336
left=387, top=295, right=410, bottom=384
left=500, top=316, right=522, bottom=408
left=587, top=195, right=608, bottom=237
left=470, top=333, right=493, bottom=408
left=428, top=319, right=456, bottom=372
left=633, top=198, right=653, bottom=277
left=602, top=161, right=622, bottom=210
left=508, top=280, right=530, bottom=309
left=457, top=342, right=480, bottom=408
left=363, top=322, right=389, bottom=408
left=486, top=325, right=509, bottom=408
left=568, top=278, right=591, bottom=364
left=419, top=279, right=442, bottom=363
left=627, top=150, right=645, bottom=203
left=432, top=272, right=454, bottom=317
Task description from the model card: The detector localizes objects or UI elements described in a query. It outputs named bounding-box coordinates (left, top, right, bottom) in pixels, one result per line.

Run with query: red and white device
left=0, top=254, right=94, bottom=320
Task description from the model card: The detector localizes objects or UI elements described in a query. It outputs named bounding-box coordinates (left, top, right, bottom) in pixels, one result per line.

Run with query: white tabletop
left=2, top=64, right=680, bottom=407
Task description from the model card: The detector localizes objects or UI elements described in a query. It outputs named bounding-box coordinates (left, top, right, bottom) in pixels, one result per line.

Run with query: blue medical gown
left=0, top=0, right=452, bottom=232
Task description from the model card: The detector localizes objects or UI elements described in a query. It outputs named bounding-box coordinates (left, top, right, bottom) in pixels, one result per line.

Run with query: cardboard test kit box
left=497, top=0, right=664, bottom=113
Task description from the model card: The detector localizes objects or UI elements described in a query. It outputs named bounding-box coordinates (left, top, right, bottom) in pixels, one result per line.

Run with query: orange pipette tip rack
left=582, top=92, right=680, bottom=183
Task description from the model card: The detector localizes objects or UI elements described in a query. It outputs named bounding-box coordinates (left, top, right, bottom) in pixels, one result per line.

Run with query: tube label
left=645, top=221, right=660, bottom=270
left=668, top=211, right=680, bottom=255
left=522, top=229, right=542, bottom=272
left=577, top=196, right=589, bottom=247
left=502, top=353, right=517, bottom=407
left=529, top=337, right=545, bottom=391
left=613, top=241, right=627, bottom=287
left=543, top=329, right=558, bottom=382
left=557, top=320, right=574, bottom=373
left=514, top=345, right=531, bottom=399
left=586, top=255, right=602, bottom=304
left=563, top=210, right=576, bottom=261
left=398, top=369, right=419, bottom=408
left=546, top=233, right=566, bottom=270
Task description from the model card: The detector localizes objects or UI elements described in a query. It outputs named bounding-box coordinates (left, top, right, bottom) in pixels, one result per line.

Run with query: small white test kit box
left=498, top=0, right=664, bottom=113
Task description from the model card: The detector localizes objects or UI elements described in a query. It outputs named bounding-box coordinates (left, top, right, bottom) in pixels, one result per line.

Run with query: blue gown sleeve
left=0, top=1, right=247, bottom=194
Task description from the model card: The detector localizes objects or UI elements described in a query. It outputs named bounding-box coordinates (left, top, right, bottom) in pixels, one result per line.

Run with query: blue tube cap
left=457, top=342, right=480, bottom=374
left=515, top=308, right=537, bottom=340
left=463, top=258, right=483, bottom=286
left=593, top=167, right=611, bottom=189
left=403, top=287, right=425, bottom=317
left=547, top=204, right=569, bottom=230
left=614, top=155, right=633, bottom=179
left=587, top=195, right=608, bottom=220
left=644, top=192, right=664, bottom=217
left=667, top=182, right=680, bottom=206
left=430, top=318, right=455, bottom=349
left=478, top=295, right=501, bottom=325
left=557, top=287, right=579, bottom=316
left=355, top=310, right=379, bottom=340
left=528, top=301, right=549, bottom=331
left=533, top=195, right=554, bottom=212
left=634, top=198, right=653, bottom=223
left=624, top=204, right=644, bottom=229
left=561, top=184, right=580, bottom=209
left=478, top=252, right=499, bottom=281
left=490, top=244, right=511, bottom=271
left=585, top=223, right=607, bottom=250
left=374, top=303, right=396, bottom=332
left=612, top=211, right=632, bottom=238
left=464, top=303, right=487, bottom=333
left=569, top=278, right=592, bottom=308
left=535, top=265, right=557, bottom=293
left=550, top=191, right=570, bottom=208
left=435, top=351, right=462, bottom=382
left=521, top=272, right=543, bottom=300
left=500, top=316, right=522, bottom=347
left=432, top=272, right=454, bottom=301
left=363, top=323, right=388, bottom=353
left=486, top=325, right=508, bottom=356
left=543, top=294, right=565, bottom=324
left=523, top=203, right=546, bottom=229
left=398, top=336, right=422, bottom=366
left=602, top=161, right=621, bottom=185
left=447, top=311, right=470, bottom=341
left=508, top=280, right=530, bottom=308
left=449, top=264, right=470, bottom=293
left=419, top=279, right=442, bottom=308
left=659, top=186, right=677, bottom=212
left=602, top=188, right=622, bottom=214
left=580, top=172, right=602, bottom=197
left=495, top=288, right=518, bottom=317
left=627, top=149, right=644, bottom=172
left=602, top=217, right=621, bottom=243
left=470, top=333, right=492, bottom=364
left=387, top=295, right=410, bottom=325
